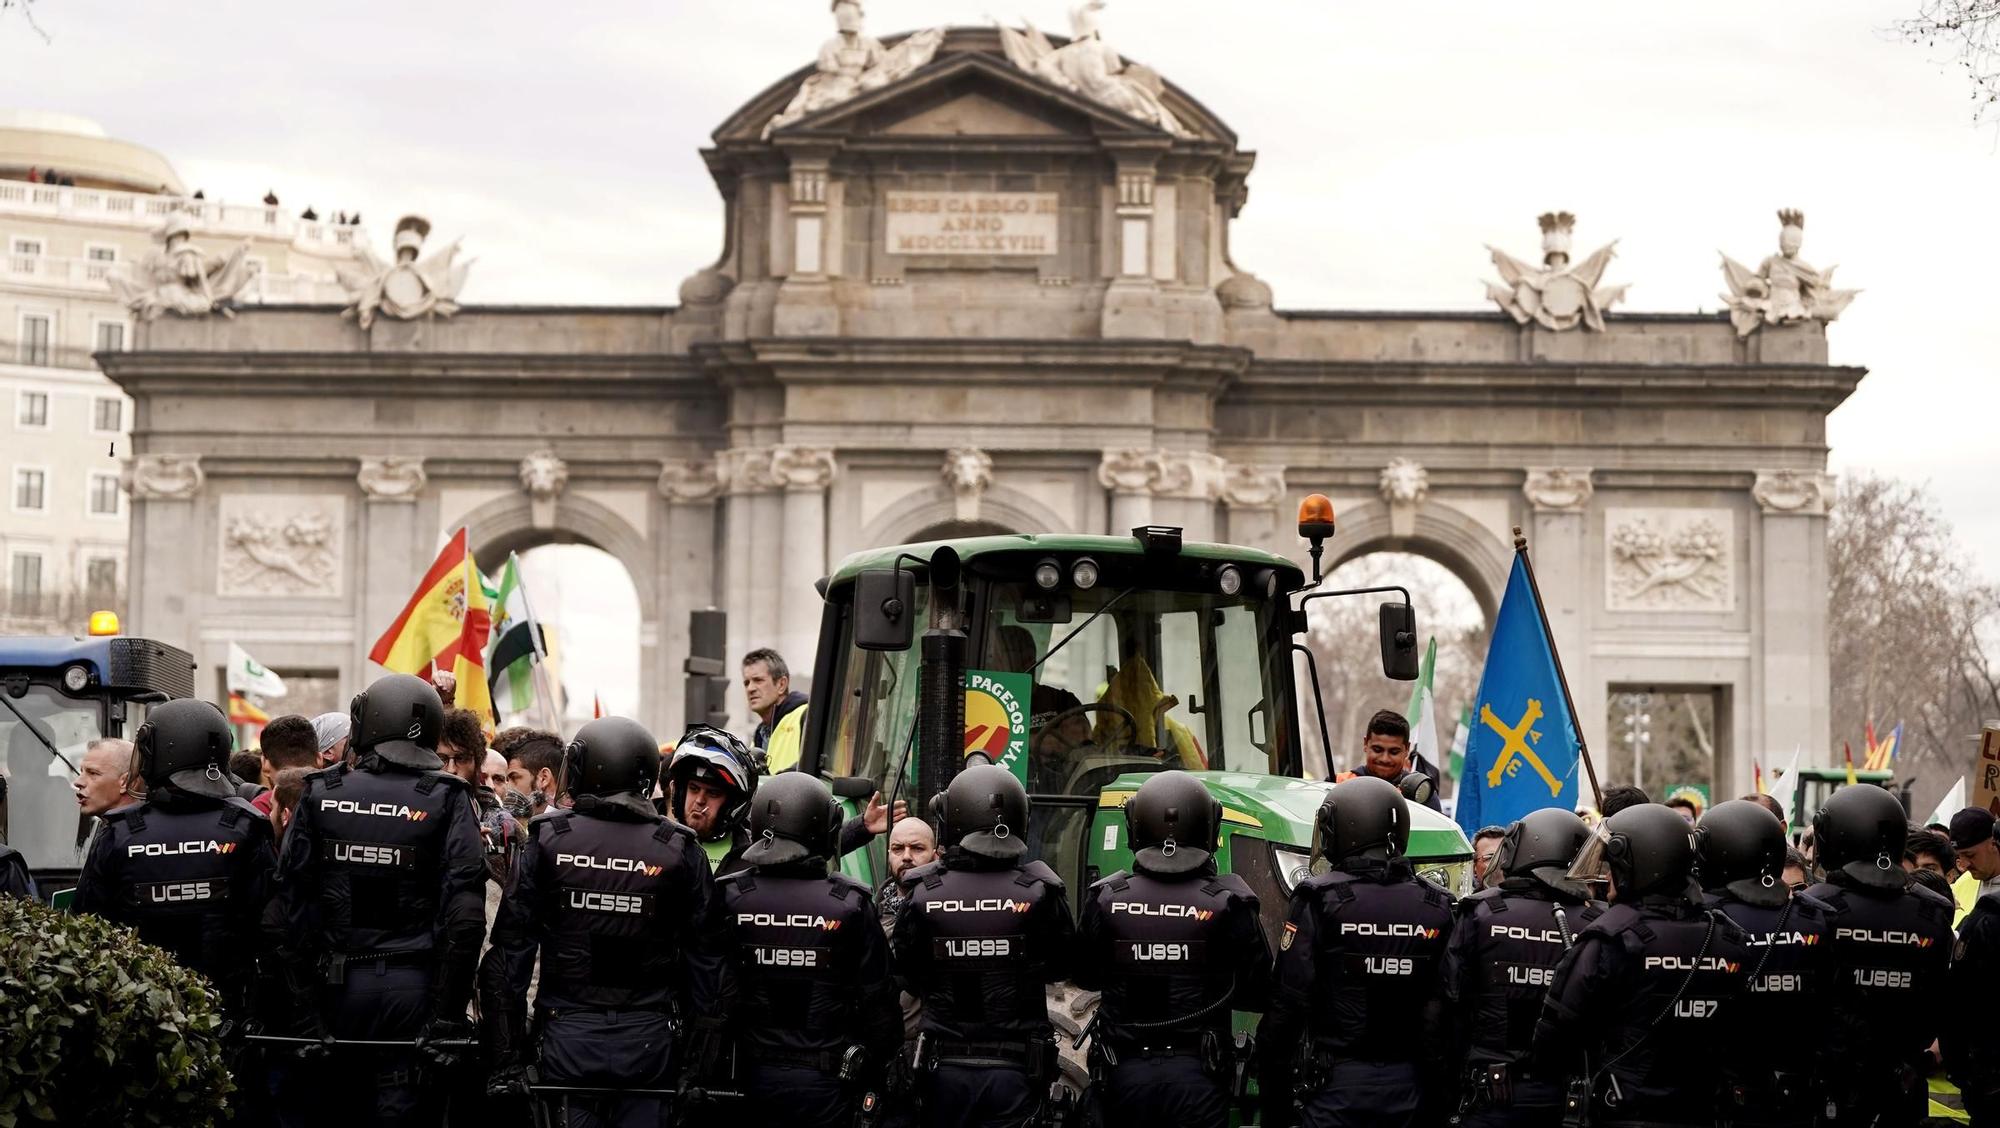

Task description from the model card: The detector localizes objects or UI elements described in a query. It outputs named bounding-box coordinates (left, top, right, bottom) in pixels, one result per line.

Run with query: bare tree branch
left=1898, top=0, right=2000, bottom=122
left=0, top=0, right=50, bottom=44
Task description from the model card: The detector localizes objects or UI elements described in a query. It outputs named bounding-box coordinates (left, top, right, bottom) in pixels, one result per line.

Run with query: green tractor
left=797, top=511, right=1474, bottom=1089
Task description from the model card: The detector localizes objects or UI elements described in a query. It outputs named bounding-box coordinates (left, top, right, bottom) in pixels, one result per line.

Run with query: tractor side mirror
left=1379, top=601, right=1419, bottom=681
left=854, top=569, right=917, bottom=652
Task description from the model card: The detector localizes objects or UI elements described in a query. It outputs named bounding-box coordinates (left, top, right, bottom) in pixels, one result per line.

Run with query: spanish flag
left=227, top=692, right=269, bottom=728
left=369, top=528, right=494, bottom=724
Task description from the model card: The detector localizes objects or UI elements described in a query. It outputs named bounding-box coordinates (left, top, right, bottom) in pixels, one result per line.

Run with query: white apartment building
left=0, top=109, right=368, bottom=633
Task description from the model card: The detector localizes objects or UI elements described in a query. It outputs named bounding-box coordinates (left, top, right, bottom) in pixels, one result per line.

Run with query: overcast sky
left=9, top=0, right=1997, bottom=714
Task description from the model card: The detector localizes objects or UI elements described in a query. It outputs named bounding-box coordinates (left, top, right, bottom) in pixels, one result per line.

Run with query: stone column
left=356, top=457, right=428, bottom=682
left=658, top=457, right=722, bottom=738
left=1522, top=468, right=1594, bottom=767
left=717, top=448, right=776, bottom=730
left=1102, top=156, right=1166, bottom=337
left=774, top=447, right=837, bottom=692
left=1150, top=451, right=1226, bottom=541
left=121, top=454, right=205, bottom=648
left=773, top=153, right=840, bottom=336
left=1752, top=469, right=1831, bottom=770
left=1098, top=449, right=1158, bottom=535
left=1222, top=463, right=1287, bottom=555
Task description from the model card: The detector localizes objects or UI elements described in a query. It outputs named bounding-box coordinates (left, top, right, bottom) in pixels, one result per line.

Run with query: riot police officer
left=1074, top=770, right=1272, bottom=1128
left=1534, top=803, right=1754, bottom=1128
left=1694, top=798, right=1830, bottom=1127
left=1804, top=785, right=1953, bottom=1127
left=1442, top=807, right=1598, bottom=1127
left=892, top=764, right=1075, bottom=1128
left=1946, top=851, right=2000, bottom=1124
left=74, top=698, right=274, bottom=1021
left=266, top=673, right=488, bottom=1128
left=666, top=726, right=760, bottom=875
left=479, top=715, right=731, bottom=1128
left=1257, top=774, right=1454, bottom=1128
left=718, top=771, right=901, bottom=1128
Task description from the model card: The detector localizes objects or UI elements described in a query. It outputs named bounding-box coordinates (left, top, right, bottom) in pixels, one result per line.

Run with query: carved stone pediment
left=358, top=456, right=426, bottom=502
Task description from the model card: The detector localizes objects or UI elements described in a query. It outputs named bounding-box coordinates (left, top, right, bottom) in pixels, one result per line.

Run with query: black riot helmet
left=1569, top=803, right=1695, bottom=902
left=1495, top=807, right=1592, bottom=897
left=666, top=725, right=758, bottom=834
left=562, top=716, right=661, bottom=818
left=1812, top=784, right=1910, bottom=892
left=743, top=772, right=842, bottom=869
left=347, top=672, right=444, bottom=771
left=1126, top=770, right=1221, bottom=876
left=134, top=698, right=235, bottom=800
left=1314, top=774, right=1410, bottom=867
left=944, top=764, right=1029, bottom=863
left=1696, top=799, right=1791, bottom=907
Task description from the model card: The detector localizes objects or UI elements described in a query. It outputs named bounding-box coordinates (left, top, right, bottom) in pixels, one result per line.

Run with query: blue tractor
left=0, top=614, right=195, bottom=899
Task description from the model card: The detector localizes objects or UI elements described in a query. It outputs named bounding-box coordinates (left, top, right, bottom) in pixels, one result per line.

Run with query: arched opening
left=1297, top=551, right=1488, bottom=783
left=906, top=518, right=1014, bottom=541
left=504, top=544, right=641, bottom=734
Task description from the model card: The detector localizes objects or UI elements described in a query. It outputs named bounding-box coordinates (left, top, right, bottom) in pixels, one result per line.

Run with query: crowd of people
left=8, top=645, right=1998, bottom=1128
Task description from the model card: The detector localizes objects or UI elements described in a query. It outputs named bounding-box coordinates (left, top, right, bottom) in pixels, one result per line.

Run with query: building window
left=93, top=396, right=123, bottom=433
left=89, top=472, right=121, bottom=516
left=94, top=320, right=127, bottom=354
left=9, top=237, right=42, bottom=258
left=85, top=557, right=117, bottom=606
left=19, top=314, right=52, bottom=367
left=9, top=553, right=44, bottom=605
left=84, top=244, right=118, bottom=282
left=16, top=390, right=48, bottom=428
left=14, top=468, right=47, bottom=511
left=86, top=245, right=117, bottom=262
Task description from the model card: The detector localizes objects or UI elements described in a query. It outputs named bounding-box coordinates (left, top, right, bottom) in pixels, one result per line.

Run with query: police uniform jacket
left=1702, top=888, right=1833, bottom=1102
left=890, top=850, right=1074, bottom=1048
left=1804, top=875, right=1954, bottom=1104
left=1946, top=889, right=2000, bottom=1104
left=75, top=789, right=274, bottom=1012
left=1532, top=891, right=1755, bottom=1125
left=719, top=861, right=901, bottom=1068
left=1073, top=864, right=1272, bottom=1051
left=1258, top=856, right=1454, bottom=1062
left=479, top=801, right=730, bottom=1024
left=1443, top=879, right=1600, bottom=1074
left=266, top=759, right=487, bottom=1015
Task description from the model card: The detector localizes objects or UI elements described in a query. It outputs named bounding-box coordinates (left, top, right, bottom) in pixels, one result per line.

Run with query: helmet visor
left=1565, top=822, right=1615, bottom=885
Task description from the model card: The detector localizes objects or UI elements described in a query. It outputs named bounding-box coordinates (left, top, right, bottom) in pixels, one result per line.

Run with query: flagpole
left=1510, top=527, right=1604, bottom=801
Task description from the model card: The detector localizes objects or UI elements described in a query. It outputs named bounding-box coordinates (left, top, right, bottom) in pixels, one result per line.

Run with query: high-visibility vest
left=1929, top=1074, right=1971, bottom=1122
left=766, top=704, right=808, bottom=774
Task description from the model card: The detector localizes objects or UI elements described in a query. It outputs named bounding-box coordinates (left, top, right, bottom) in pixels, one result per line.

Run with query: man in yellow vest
left=743, top=647, right=809, bottom=772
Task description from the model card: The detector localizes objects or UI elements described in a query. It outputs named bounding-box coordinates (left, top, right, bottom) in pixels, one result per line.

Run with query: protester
left=254, top=715, right=319, bottom=815
left=1907, top=830, right=1958, bottom=879
left=1951, top=808, right=2000, bottom=928
left=72, top=737, right=134, bottom=819
left=743, top=647, right=808, bottom=763
left=498, top=727, right=564, bottom=815
left=1596, top=784, right=1650, bottom=818
left=269, top=765, right=310, bottom=843
left=1470, top=825, right=1506, bottom=888
left=1333, top=709, right=1443, bottom=812
left=1782, top=846, right=1814, bottom=891
left=228, top=749, right=263, bottom=788
left=310, top=711, right=350, bottom=767
left=481, top=749, right=509, bottom=796
left=441, top=708, right=516, bottom=885
left=1665, top=794, right=1701, bottom=824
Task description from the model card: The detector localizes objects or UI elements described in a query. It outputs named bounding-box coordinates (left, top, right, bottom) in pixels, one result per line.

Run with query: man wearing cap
left=1950, top=808, right=2000, bottom=929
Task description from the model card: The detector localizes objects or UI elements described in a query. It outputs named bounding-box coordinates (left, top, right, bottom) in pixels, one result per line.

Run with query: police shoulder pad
left=99, top=801, right=142, bottom=825
left=1457, top=886, right=1504, bottom=916
left=652, top=818, right=694, bottom=847
left=906, top=858, right=947, bottom=890
left=1910, top=883, right=1955, bottom=919
left=1211, top=871, right=1259, bottom=907
left=220, top=796, right=267, bottom=826
left=528, top=809, right=574, bottom=839
left=417, top=769, right=471, bottom=794
left=827, top=871, right=871, bottom=903
left=716, top=869, right=754, bottom=893
left=1018, top=859, right=1063, bottom=889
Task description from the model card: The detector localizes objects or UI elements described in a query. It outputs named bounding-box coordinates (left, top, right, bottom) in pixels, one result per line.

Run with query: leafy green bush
left=0, top=896, right=232, bottom=1127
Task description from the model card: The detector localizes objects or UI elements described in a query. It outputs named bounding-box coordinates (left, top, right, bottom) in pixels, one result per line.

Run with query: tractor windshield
left=0, top=682, right=104, bottom=872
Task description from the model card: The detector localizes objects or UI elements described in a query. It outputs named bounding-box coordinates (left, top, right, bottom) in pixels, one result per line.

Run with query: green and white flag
left=1926, top=776, right=1966, bottom=828
left=226, top=642, right=286, bottom=698
left=1404, top=637, right=1440, bottom=773
left=1448, top=706, right=1472, bottom=784
left=483, top=553, right=548, bottom=722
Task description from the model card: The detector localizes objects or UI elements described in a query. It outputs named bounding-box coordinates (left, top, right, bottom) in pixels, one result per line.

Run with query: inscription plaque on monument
left=886, top=191, right=1058, bottom=256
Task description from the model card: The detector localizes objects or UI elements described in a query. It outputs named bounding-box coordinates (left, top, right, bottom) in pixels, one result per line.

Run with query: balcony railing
left=0, top=251, right=352, bottom=309
left=0, top=176, right=370, bottom=255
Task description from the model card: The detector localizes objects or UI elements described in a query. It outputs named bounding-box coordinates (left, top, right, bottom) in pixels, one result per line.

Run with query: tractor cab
left=0, top=614, right=195, bottom=895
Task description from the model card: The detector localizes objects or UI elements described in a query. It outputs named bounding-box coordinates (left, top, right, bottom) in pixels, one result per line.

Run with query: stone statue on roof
left=996, top=1, right=1188, bottom=136
left=1484, top=211, right=1628, bottom=333
left=336, top=215, right=473, bottom=330
left=108, top=211, right=256, bottom=319
left=1718, top=210, right=1858, bottom=338
left=764, top=1, right=946, bottom=137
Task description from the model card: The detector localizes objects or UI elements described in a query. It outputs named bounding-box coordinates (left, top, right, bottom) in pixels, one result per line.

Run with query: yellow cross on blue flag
left=1455, top=555, right=1581, bottom=837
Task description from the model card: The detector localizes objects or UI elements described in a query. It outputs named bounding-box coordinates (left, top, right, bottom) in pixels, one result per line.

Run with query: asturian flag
left=1455, top=556, right=1582, bottom=836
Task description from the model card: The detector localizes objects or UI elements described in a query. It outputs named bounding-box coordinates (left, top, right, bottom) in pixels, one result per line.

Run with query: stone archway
left=1328, top=500, right=1512, bottom=624
left=860, top=481, right=1072, bottom=547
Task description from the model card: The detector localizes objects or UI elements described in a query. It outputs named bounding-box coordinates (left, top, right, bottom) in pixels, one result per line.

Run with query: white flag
left=1773, top=744, right=1803, bottom=823
left=1926, top=776, right=1966, bottom=828
left=226, top=642, right=287, bottom=698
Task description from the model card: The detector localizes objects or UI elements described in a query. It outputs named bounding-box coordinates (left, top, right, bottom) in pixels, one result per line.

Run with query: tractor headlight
left=1217, top=564, right=1242, bottom=597
left=1033, top=558, right=1063, bottom=591
left=62, top=664, right=92, bottom=693
left=1071, top=558, right=1100, bottom=591
left=1271, top=843, right=1321, bottom=895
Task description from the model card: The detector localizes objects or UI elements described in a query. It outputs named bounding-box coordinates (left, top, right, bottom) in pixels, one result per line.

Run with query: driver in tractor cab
left=1094, top=654, right=1206, bottom=771
left=1333, top=710, right=1442, bottom=813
